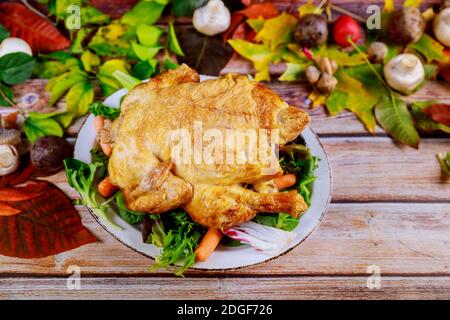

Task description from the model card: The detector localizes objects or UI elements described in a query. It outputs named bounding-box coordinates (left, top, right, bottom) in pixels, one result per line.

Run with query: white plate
left=74, top=76, right=332, bottom=270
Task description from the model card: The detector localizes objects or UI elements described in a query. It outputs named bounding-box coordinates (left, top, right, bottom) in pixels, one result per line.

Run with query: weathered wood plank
left=40, top=137, right=450, bottom=202
left=1, top=276, right=449, bottom=300
left=0, top=203, right=449, bottom=276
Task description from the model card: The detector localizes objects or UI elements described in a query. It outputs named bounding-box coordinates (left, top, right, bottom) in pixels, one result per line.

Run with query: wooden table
left=1, top=0, right=450, bottom=300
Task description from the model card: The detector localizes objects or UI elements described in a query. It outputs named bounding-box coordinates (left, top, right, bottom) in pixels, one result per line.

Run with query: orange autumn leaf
left=0, top=202, right=21, bottom=216
left=0, top=181, right=47, bottom=201
left=423, top=104, right=450, bottom=126
left=238, top=3, right=279, bottom=19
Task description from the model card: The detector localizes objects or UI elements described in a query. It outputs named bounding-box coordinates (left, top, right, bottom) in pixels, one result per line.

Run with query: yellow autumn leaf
left=255, top=12, right=298, bottom=50
left=403, top=0, right=422, bottom=7
left=308, top=90, right=327, bottom=109
left=228, top=39, right=275, bottom=82
left=384, top=0, right=395, bottom=12
left=298, top=0, right=323, bottom=17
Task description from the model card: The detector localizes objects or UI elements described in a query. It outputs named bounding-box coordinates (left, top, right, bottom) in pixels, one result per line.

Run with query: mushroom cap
left=384, top=53, right=425, bottom=94
left=0, top=144, right=19, bottom=176
left=0, top=128, right=21, bottom=146
left=193, top=0, right=231, bottom=36
left=433, top=7, right=450, bottom=47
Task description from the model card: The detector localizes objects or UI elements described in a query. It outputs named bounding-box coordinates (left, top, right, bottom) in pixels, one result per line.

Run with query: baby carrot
left=274, top=173, right=297, bottom=190
left=195, top=228, right=223, bottom=262
left=93, top=116, right=104, bottom=134
left=101, top=143, right=112, bottom=157
left=98, top=176, right=118, bottom=198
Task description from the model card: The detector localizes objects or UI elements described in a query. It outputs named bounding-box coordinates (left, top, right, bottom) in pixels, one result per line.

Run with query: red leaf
left=223, top=13, right=245, bottom=42
left=0, top=3, right=70, bottom=53
left=0, top=202, right=21, bottom=216
left=90, top=0, right=139, bottom=19
left=238, top=3, right=279, bottom=19
left=439, top=49, right=450, bottom=83
left=0, top=181, right=47, bottom=201
left=0, top=181, right=96, bottom=258
left=423, top=104, right=450, bottom=126
left=0, top=160, right=36, bottom=188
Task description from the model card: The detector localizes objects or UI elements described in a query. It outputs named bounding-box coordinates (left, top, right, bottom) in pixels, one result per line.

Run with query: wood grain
left=1, top=276, right=449, bottom=300
left=0, top=203, right=448, bottom=277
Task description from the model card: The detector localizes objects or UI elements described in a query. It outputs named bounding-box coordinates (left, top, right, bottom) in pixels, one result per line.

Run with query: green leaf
left=437, top=152, right=450, bottom=177
left=46, top=69, right=88, bottom=106
left=81, top=50, right=100, bottom=72
left=228, top=39, right=275, bottom=82
left=410, top=101, right=450, bottom=134
left=24, top=116, right=63, bottom=143
left=121, top=1, right=165, bottom=26
left=54, top=112, right=75, bottom=128
left=0, top=24, right=10, bottom=42
left=172, top=0, right=208, bottom=17
left=247, top=18, right=265, bottom=33
left=132, top=59, right=157, bottom=80
left=89, top=102, right=121, bottom=119
left=137, top=24, right=163, bottom=47
left=164, top=57, right=179, bottom=70
left=98, top=59, right=132, bottom=96
left=116, top=192, right=145, bottom=224
left=88, top=22, right=136, bottom=57
left=0, top=53, right=36, bottom=85
left=66, top=81, right=94, bottom=117
left=255, top=12, right=297, bottom=50
left=0, top=84, right=14, bottom=106
left=326, top=66, right=386, bottom=133
left=408, top=34, right=448, bottom=63
left=71, top=28, right=91, bottom=54
left=315, top=46, right=366, bottom=67
left=131, top=41, right=161, bottom=61
left=167, top=22, right=184, bottom=57
left=63, top=158, right=121, bottom=230
left=112, top=70, right=141, bottom=90
left=254, top=213, right=299, bottom=231
left=279, top=63, right=306, bottom=81
left=375, top=94, right=420, bottom=148
left=81, top=5, right=110, bottom=26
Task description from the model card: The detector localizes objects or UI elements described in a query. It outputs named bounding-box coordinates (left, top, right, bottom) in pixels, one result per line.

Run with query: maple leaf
left=0, top=181, right=96, bottom=258
left=326, top=65, right=387, bottom=133
left=254, top=12, right=298, bottom=50
left=228, top=39, right=276, bottom=81
left=408, top=34, right=448, bottom=64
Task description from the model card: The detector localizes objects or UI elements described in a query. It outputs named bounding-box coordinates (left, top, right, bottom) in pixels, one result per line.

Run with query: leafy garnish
left=279, top=143, right=318, bottom=206
left=253, top=213, right=299, bottom=231
left=148, top=211, right=203, bottom=276
left=89, top=102, right=121, bottom=120
left=64, top=158, right=121, bottom=230
left=115, top=192, right=145, bottom=224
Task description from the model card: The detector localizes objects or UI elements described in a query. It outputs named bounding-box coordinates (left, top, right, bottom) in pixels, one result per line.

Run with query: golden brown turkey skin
left=108, top=64, right=310, bottom=229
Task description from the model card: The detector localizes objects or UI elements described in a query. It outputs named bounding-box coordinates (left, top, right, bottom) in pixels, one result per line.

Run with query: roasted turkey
left=107, top=64, right=310, bottom=230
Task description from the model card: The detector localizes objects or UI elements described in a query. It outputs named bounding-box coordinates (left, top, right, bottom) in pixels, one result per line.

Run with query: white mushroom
left=193, top=0, right=231, bottom=36
left=0, top=144, right=19, bottom=176
left=384, top=53, right=425, bottom=94
left=433, top=7, right=450, bottom=47
left=0, top=37, right=33, bottom=58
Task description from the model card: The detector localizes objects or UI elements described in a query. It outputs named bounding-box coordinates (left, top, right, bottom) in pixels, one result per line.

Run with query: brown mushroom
left=388, top=7, right=425, bottom=45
